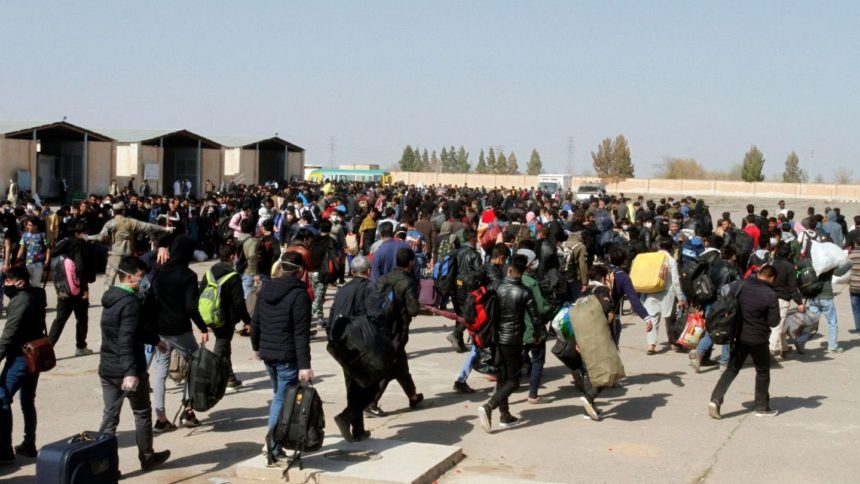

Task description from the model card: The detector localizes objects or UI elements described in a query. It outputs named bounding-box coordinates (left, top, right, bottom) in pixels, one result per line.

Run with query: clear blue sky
left=2, top=0, right=858, bottom=178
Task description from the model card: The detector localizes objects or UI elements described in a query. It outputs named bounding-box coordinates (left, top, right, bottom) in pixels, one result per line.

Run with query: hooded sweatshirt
left=822, top=211, right=845, bottom=248
left=99, top=285, right=159, bottom=378
left=251, top=275, right=312, bottom=368
left=154, top=235, right=207, bottom=336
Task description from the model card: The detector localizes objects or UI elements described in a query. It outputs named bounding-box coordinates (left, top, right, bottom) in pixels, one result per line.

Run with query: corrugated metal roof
left=209, top=135, right=304, bottom=151
left=0, top=120, right=114, bottom=141
left=96, top=128, right=179, bottom=143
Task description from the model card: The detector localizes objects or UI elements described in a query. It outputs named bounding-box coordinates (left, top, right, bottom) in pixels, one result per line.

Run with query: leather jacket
left=454, top=243, right=484, bottom=301
left=495, top=276, right=540, bottom=346
left=536, top=238, right=558, bottom=279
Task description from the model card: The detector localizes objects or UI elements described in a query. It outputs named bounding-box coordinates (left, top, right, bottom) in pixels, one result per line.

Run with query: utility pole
left=567, top=136, right=574, bottom=174
left=328, top=136, right=336, bottom=167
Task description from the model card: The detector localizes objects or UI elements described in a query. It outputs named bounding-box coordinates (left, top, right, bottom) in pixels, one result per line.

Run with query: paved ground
left=2, top=196, right=860, bottom=483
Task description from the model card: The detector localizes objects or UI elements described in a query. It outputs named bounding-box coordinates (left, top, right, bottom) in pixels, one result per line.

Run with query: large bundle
left=327, top=315, right=394, bottom=388
left=570, top=296, right=625, bottom=387
left=810, top=241, right=848, bottom=275
left=630, top=252, right=668, bottom=294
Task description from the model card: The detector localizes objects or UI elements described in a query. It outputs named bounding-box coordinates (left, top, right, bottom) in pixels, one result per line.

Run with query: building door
left=37, top=154, right=60, bottom=198
left=164, top=147, right=198, bottom=196
left=258, top=149, right=286, bottom=185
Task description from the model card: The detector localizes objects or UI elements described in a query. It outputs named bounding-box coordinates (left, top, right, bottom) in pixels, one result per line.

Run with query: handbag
left=22, top=317, right=56, bottom=374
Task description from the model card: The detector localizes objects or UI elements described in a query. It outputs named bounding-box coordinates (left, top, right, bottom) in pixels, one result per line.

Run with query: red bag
left=462, top=286, right=498, bottom=348
left=676, top=310, right=706, bottom=349
left=480, top=224, right=502, bottom=251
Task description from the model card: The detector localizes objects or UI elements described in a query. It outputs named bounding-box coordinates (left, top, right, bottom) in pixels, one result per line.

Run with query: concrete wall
left=391, top=171, right=860, bottom=201
left=234, top=149, right=256, bottom=185
left=0, top=138, right=36, bottom=194
left=86, top=141, right=113, bottom=195
left=288, top=151, right=304, bottom=181
left=201, top=148, right=223, bottom=196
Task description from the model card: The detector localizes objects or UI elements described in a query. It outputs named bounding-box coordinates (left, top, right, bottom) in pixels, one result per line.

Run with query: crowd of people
left=1, top=177, right=859, bottom=471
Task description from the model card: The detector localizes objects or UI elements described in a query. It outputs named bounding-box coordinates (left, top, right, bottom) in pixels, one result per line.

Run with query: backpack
left=218, top=215, right=233, bottom=242
left=680, top=259, right=710, bottom=301
left=595, top=210, right=613, bottom=233
left=432, top=254, right=457, bottom=296
left=318, top=243, right=341, bottom=284
left=706, top=281, right=745, bottom=345
left=480, top=224, right=502, bottom=251
left=559, top=239, right=584, bottom=282
left=234, top=237, right=253, bottom=274
left=797, top=263, right=823, bottom=298
left=462, top=286, right=498, bottom=348
left=269, top=383, right=325, bottom=472
left=689, top=272, right=717, bottom=305
left=199, top=270, right=238, bottom=328
left=185, top=344, right=230, bottom=412
left=50, top=255, right=71, bottom=298
left=539, top=268, right=569, bottom=307
left=730, top=229, right=754, bottom=265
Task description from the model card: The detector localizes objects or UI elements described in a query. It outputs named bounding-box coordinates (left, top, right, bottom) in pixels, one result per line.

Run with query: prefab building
left=214, top=135, right=305, bottom=185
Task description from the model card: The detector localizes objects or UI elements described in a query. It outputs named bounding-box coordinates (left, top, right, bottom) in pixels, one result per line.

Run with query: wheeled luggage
left=418, top=278, right=435, bottom=307
left=36, top=431, right=119, bottom=484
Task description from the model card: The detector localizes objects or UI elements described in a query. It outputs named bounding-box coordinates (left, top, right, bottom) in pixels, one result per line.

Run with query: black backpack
left=185, top=344, right=230, bottom=412
left=797, top=262, right=823, bottom=298
left=539, top=268, right=569, bottom=308
left=218, top=215, right=233, bottom=242
left=706, top=281, right=745, bottom=344
left=269, top=384, right=325, bottom=472
left=680, top=259, right=710, bottom=300
left=730, top=230, right=754, bottom=265
left=50, top=255, right=71, bottom=298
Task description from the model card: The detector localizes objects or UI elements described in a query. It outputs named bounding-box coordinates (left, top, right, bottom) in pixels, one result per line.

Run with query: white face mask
left=644, top=222, right=652, bottom=229
left=770, top=238, right=778, bottom=247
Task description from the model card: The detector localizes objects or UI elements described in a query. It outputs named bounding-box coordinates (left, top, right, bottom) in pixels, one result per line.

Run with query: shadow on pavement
left=517, top=404, right=578, bottom=429
left=623, top=371, right=686, bottom=388
left=388, top=415, right=475, bottom=445
left=602, top=393, right=671, bottom=421
left=197, top=404, right=270, bottom=433
left=408, top=345, right=453, bottom=359
left=746, top=395, right=827, bottom=414
left=125, top=440, right=260, bottom=482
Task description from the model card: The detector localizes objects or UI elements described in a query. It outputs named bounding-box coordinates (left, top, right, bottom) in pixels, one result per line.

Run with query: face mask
left=622, top=225, right=630, bottom=231
left=644, top=222, right=652, bottom=229
left=770, top=238, right=778, bottom=247
left=26, top=204, right=35, bottom=212
left=139, top=277, right=151, bottom=295
left=3, top=285, right=20, bottom=299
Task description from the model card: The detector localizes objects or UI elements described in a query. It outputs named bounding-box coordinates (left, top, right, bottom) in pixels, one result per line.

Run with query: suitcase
left=418, top=278, right=435, bottom=306
left=37, top=431, right=119, bottom=484
left=630, top=252, right=668, bottom=294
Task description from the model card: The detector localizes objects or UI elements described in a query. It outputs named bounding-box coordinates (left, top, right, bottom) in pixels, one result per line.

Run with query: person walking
left=0, top=266, right=47, bottom=463
left=709, top=265, right=781, bottom=419
left=251, top=251, right=314, bottom=467
left=477, top=254, right=540, bottom=433
left=48, top=223, right=96, bottom=356
left=98, top=256, right=170, bottom=472
left=17, top=216, right=50, bottom=287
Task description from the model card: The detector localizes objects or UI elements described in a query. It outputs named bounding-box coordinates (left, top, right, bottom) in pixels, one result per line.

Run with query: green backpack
left=199, top=270, right=238, bottom=328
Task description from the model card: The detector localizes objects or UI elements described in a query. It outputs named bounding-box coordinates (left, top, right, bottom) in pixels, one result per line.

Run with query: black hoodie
left=251, top=275, right=312, bottom=368
left=154, top=235, right=207, bottom=336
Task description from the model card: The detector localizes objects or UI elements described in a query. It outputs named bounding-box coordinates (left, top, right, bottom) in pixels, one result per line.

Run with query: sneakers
left=447, top=333, right=467, bottom=353
left=453, top=381, right=475, bottom=394
left=353, top=429, right=371, bottom=441
left=795, top=342, right=806, bottom=354
left=580, top=396, right=600, bottom=421
left=180, top=409, right=200, bottom=428
left=478, top=404, right=492, bottom=433
left=140, top=450, right=171, bottom=472
left=755, top=409, right=779, bottom=417
left=14, top=441, right=37, bottom=458
left=333, top=413, right=354, bottom=442
left=408, top=393, right=424, bottom=409
left=498, top=413, right=522, bottom=428
left=527, top=396, right=543, bottom=405
left=75, top=347, right=94, bottom=357
left=688, top=350, right=700, bottom=373
left=226, top=378, right=243, bottom=392
left=708, top=401, right=721, bottom=420
left=153, top=420, right=177, bottom=434
left=827, top=347, right=844, bottom=354
left=364, top=405, right=386, bottom=418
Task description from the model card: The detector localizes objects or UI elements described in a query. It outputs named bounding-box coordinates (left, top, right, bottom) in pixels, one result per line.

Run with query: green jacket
left=522, top=272, right=558, bottom=345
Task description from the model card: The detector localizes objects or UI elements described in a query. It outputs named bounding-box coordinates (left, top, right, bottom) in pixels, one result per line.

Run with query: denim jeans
left=264, top=361, right=298, bottom=456
left=696, top=332, right=731, bottom=366
left=523, top=341, right=546, bottom=399
left=26, top=262, right=43, bottom=287
left=456, top=345, right=478, bottom=383
left=808, top=296, right=839, bottom=350
left=0, top=356, right=39, bottom=451
left=152, top=332, right=199, bottom=419
left=241, top=274, right=254, bottom=299
left=850, top=293, right=860, bottom=332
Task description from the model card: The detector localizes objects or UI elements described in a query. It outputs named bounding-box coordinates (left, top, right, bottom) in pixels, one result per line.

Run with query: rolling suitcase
left=36, top=431, right=119, bottom=484
left=418, top=277, right=435, bottom=307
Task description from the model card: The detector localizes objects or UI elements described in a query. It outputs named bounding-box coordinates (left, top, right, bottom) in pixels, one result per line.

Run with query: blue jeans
left=0, top=356, right=39, bottom=450
left=808, top=297, right=839, bottom=350
left=696, top=332, right=731, bottom=366
left=265, top=361, right=298, bottom=456
left=241, top=274, right=254, bottom=299
left=456, top=345, right=478, bottom=383
left=851, top=293, right=860, bottom=332
left=524, top=341, right=547, bottom=398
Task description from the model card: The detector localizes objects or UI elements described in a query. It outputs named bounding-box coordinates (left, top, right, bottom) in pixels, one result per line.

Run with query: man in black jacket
left=98, top=256, right=170, bottom=472
left=48, top=223, right=96, bottom=357
left=448, top=228, right=482, bottom=352
left=328, top=255, right=377, bottom=442
left=152, top=235, right=210, bottom=432
left=200, top=245, right=251, bottom=390
left=478, top=254, right=540, bottom=433
left=366, top=248, right=422, bottom=417
left=709, top=265, right=781, bottom=419
left=770, top=242, right=805, bottom=359
left=252, top=251, right=314, bottom=466
left=0, top=267, right=46, bottom=463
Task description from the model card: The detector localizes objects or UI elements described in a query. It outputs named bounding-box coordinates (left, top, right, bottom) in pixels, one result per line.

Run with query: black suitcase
left=36, top=431, right=119, bottom=484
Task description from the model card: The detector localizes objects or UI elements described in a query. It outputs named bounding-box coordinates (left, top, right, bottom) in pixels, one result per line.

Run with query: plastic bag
left=550, top=305, right=574, bottom=339
left=676, top=310, right=706, bottom=349
left=810, top=241, right=848, bottom=275
left=327, top=315, right=394, bottom=388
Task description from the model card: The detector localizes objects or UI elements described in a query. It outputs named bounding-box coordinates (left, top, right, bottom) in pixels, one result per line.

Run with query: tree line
left=398, top=145, right=545, bottom=175
left=397, top=137, right=843, bottom=183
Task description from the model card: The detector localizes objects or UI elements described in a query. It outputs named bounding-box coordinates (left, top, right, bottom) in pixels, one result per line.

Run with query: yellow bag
left=630, top=252, right=668, bottom=294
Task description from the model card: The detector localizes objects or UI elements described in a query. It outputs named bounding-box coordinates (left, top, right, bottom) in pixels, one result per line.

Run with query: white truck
left=537, top=174, right=572, bottom=197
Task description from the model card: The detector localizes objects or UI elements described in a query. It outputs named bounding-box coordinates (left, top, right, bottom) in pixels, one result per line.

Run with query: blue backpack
left=433, top=254, right=457, bottom=296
